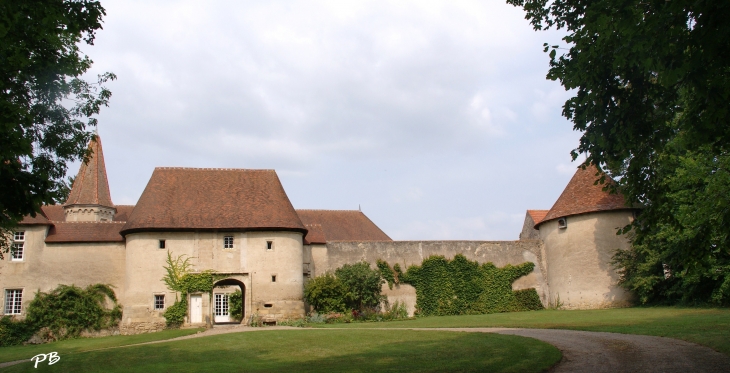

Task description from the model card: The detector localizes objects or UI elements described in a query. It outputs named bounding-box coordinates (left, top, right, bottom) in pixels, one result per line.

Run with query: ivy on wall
left=161, top=251, right=224, bottom=327
left=381, top=254, right=543, bottom=316
left=0, top=284, right=122, bottom=346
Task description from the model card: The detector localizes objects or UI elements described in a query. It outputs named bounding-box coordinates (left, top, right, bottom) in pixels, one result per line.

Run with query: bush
left=229, top=290, right=243, bottom=321
left=335, top=262, right=385, bottom=311
left=163, top=298, right=187, bottom=328
left=513, top=289, right=545, bottom=311
left=304, top=273, right=348, bottom=313
left=0, top=316, right=36, bottom=347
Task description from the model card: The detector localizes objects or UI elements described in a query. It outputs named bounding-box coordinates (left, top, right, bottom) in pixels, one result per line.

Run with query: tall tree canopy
left=0, top=0, right=114, bottom=249
left=507, top=0, right=730, bottom=304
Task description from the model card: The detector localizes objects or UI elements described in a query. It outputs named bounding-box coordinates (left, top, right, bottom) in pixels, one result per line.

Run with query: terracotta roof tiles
left=64, top=137, right=114, bottom=208
left=296, top=210, right=391, bottom=241
left=121, top=168, right=305, bottom=234
left=527, top=210, right=549, bottom=226
left=537, top=165, right=630, bottom=227
left=303, top=224, right=327, bottom=244
left=45, top=222, right=125, bottom=243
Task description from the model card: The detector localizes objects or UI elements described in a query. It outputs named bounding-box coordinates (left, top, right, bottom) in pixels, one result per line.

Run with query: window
left=223, top=236, right=234, bottom=249
left=5, top=289, right=22, bottom=315
left=266, top=241, right=273, bottom=251
left=12, top=231, right=24, bottom=261
left=11, top=244, right=23, bottom=261
left=159, top=240, right=166, bottom=249
left=271, top=275, right=277, bottom=282
left=558, top=218, right=567, bottom=229
left=154, top=294, right=165, bottom=310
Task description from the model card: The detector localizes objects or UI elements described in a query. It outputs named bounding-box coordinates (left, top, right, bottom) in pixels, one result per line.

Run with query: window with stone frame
left=224, top=236, right=234, bottom=249
left=154, top=294, right=165, bottom=310
left=5, top=289, right=22, bottom=315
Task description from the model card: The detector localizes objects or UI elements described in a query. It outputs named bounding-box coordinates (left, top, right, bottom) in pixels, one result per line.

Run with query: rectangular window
left=13, top=231, right=24, bottom=242
left=159, top=240, right=166, bottom=249
left=266, top=241, right=273, bottom=251
left=271, top=275, right=277, bottom=282
left=223, top=236, right=234, bottom=249
left=154, top=294, right=165, bottom=310
left=5, top=289, right=22, bottom=315
left=11, top=243, right=23, bottom=261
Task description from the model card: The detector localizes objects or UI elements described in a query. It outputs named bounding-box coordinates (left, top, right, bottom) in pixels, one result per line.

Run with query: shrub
left=229, top=290, right=243, bottom=321
left=335, top=261, right=385, bottom=311
left=163, top=297, right=187, bottom=328
left=24, top=284, right=122, bottom=341
left=0, top=316, right=36, bottom=347
left=513, top=289, right=545, bottom=311
left=304, top=273, right=348, bottom=313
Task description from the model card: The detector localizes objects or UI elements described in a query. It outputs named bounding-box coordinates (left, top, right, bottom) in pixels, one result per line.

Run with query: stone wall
left=316, top=240, right=548, bottom=315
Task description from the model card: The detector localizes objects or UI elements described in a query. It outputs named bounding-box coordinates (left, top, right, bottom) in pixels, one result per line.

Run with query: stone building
left=2, top=136, right=635, bottom=333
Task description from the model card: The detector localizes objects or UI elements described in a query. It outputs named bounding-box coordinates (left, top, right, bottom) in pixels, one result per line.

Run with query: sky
left=80, top=0, right=581, bottom=240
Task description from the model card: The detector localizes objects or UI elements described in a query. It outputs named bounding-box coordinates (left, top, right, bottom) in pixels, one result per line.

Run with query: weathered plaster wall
left=123, top=230, right=305, bottom=332
left=318, top=240, right=548, bottom=315
left=539, top=211, right=634, bottom=309
left=0, top=226, right=126, bottom=318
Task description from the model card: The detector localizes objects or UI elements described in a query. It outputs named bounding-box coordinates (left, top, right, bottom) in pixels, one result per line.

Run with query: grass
left=315, top=307, right=730, bottom=355
left=3, top=330, right=560, bottom=372
left=0, top=328, right=203, bottom=364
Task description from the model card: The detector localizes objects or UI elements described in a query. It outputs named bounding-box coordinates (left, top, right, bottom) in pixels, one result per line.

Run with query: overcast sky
left=80, top=0, right=581, bottom=240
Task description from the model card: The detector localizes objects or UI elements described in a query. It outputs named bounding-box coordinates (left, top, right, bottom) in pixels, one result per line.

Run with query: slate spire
left=64, top=135, right=114, bottom=208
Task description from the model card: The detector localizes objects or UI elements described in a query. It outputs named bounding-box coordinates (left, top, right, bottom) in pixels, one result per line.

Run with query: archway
left=212, top=278, right=245, bottom=324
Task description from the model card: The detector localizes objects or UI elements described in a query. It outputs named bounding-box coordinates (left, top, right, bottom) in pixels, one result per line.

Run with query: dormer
left=63, top=135, right=117, bottom=222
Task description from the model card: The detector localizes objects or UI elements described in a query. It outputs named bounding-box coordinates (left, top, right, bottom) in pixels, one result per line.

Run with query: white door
left=190, top=295, right=203, bottom=323
left=214, top=293, right=231, bottom=323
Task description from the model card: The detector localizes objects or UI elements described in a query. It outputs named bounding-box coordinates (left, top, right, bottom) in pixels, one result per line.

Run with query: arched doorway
left=212, top=278, right=245, bottom=324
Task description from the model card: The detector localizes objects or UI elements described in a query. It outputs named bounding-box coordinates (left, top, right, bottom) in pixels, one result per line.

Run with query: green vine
left=382, top=254, right=543, bottom=316
left=161, top=252, right=221, bottom=327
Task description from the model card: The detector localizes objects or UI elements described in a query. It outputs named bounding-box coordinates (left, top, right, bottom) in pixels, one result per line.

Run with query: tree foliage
left=0, top=0, right=115, bottom=249
left=304, top=262, right=385, bottom=313
left=508, top=0, right=730, bottom=304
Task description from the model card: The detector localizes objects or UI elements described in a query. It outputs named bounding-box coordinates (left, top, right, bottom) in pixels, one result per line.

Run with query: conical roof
left=536, top=165, right=629, bottom=227
left=64, top=136, right=114, bottom=208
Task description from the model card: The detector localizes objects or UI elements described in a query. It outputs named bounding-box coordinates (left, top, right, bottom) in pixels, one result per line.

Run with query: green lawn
left=0, top=328, right=202, bottom=364
left=4, top=330, right=560, bottom=373
left=316, top=307, right=730, bottom=355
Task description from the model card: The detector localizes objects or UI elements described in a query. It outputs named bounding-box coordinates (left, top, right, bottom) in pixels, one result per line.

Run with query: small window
left=159, top=240, right=166, bottom=249
left=264, top=303, right=273, bottom=308
left=271, top=275, right=277, bottom=282
left=266, top=241, right=273, bottom=251
left=13, top=231, right=24, bottom=242
left=224, top=236, right=234, bottom=249
left=4, top=289, right=22, bottom=315
left=11, top=243, right=23, bottom=261
left=558, top=218, right=567, bottom=229
left=154, top=294, right=165, bottom=310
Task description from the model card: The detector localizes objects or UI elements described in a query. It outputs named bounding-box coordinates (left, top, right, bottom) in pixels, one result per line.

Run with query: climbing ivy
left=229, top=290, right=243, bottom=321
left=161, top=252, right=223, bottom=327
left=383, top=254, right=543, bottom=316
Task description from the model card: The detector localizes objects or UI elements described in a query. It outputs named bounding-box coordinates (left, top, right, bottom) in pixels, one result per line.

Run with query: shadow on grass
left=7, top=330, right=560, bottom=373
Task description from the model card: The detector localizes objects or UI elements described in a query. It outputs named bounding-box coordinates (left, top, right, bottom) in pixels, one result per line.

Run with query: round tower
left=536, top=165, right=635, bottom=309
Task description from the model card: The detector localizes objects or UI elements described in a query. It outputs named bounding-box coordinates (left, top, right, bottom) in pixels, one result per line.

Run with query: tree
left=507, top=0, right=730, bottom=304
left=0, top=0, right=115, bottom=252
left=335, top=262, right=384, bottom=311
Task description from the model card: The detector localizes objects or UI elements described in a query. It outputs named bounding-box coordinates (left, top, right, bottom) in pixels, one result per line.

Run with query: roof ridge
left=154, top=167, right=275, bottom=172
left=296, top=209, right=362, bottom=212
left=53, top=221, right=126, bottom=224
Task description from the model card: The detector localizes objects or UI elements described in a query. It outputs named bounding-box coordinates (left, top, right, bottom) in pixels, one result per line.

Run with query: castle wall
left=0, top=226, right=126, bottom=318
left=122, top=231, right=304, bottom=333
left=318, top=240, right=548, bottom=315
left=539, top=210, right=634, bottom=309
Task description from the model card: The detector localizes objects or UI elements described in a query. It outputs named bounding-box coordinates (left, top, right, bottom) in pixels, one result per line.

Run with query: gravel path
left=2, top=325, right=729, bottom=372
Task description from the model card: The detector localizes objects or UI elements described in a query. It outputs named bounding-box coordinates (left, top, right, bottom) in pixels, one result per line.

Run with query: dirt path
left=2, top=326, right=729, bottom=372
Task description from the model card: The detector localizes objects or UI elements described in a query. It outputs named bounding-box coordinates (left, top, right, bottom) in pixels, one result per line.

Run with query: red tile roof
left=45, top=222, right=125, bottom=243
left=537, top=165, right=630, bottom=227
left=64, top=137, right=114, bottom=208
left=18, top=210, right=51, bottom=225
left=296, top=210, right=391, bottom=241
left=114, top=205, right=135, bottom=222
left=527, top=210, right=549, bottom=226
left=121, top=168, right=306, bottom=235
left=303, top=224, right=327, bottom=244
left=41, top=205, right=66, bottom=222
